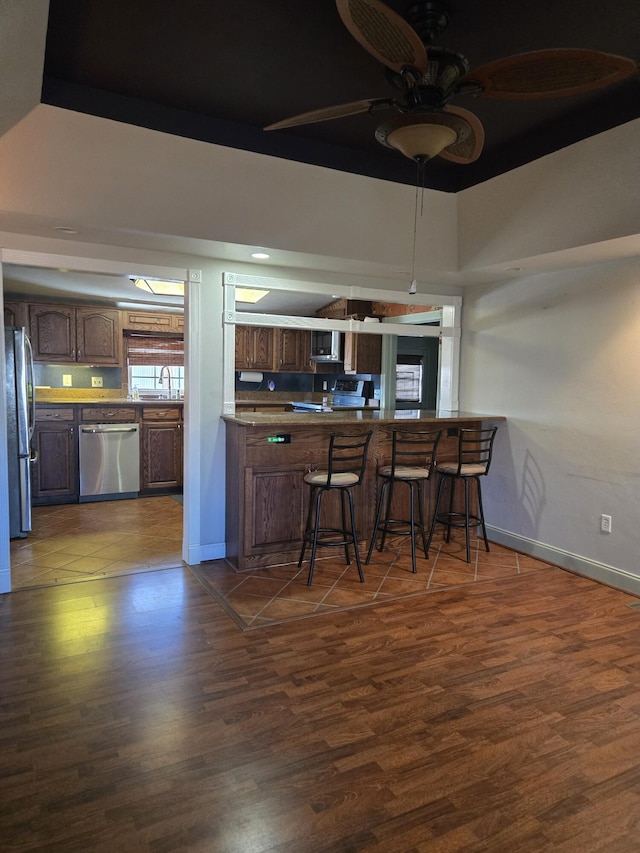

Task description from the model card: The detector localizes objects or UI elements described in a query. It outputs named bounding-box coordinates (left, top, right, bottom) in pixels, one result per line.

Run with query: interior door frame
left=0, top=249, right=200, bottom=592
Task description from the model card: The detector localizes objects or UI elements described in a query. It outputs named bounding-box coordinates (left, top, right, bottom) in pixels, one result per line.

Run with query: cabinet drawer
left=36, top=407, right=75, bottom=422
left=80, top=407, right=138, bottom=422
left=142, top=407, right=182, bottom=421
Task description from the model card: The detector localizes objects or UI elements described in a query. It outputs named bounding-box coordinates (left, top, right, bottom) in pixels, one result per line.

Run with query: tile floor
left=10, top=495, right=183, bottom=590
left=191, top=531, right=555, bottom=630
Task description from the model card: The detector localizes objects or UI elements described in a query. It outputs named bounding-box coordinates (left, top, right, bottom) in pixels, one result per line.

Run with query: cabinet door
left=29, top=304, right=76, bottom=362
left=235, top=326, right=252, bottom=369
left=141, top=422, right=183, bottom=490
left=251, top=326, right=275, bottom=370
left=31, top=423, right=78, bottom=503
left=276, top=328, right=305, bottom=372
left=343, top=333, right=381, bottom=374
left=244, top=467, right=306, bottom=554
left=76, top=308, right=121, bottom=364
left=3, top=301, right=28, bottom=329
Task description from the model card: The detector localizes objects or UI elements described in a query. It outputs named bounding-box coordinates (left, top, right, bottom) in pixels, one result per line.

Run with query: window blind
left=125, top=333, right=184, bottom=367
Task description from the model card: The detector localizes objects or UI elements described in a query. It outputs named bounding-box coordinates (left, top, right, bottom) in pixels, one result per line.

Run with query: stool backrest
left=326, top=431, right=372, bottom=485
left=390, top=428, right=442, bottom=475
left=454, top=426, right=498, bottom=476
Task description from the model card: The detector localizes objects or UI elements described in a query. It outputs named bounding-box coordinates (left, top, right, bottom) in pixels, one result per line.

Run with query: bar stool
left=366, top=428, right=442, bottom=573
left=426, top=426, right=498, bottom=563
left=298, top=430, right=372, bottom=586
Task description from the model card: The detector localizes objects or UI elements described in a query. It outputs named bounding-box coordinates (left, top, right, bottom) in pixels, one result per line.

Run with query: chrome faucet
left=159, top=365, right=172, bottom=396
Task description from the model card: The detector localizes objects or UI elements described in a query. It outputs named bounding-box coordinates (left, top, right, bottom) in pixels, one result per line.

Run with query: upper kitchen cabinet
left=3, top=300, right=28, bottom=329
left=343, top=332, right=382, bottom=375
left=29, top=304, right=121, bottom=364
left=275, top=328, right=312, bottom=373
left=121, top=310, right=184, bottom=334
left=235, top=325, right=275, bottom=371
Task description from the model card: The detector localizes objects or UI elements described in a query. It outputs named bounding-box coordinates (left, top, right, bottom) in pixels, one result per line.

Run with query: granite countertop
left=223, top=409, right=505, bottom=426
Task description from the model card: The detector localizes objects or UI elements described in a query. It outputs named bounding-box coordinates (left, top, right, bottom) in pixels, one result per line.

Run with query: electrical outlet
left=62, top=374, right=72, bottom=387
left=601, top=514, right=612, bottom=534
left=91, top=376, right=103, bottom=388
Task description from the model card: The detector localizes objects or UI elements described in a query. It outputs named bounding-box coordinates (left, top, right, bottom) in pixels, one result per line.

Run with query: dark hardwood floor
left=2, top=562, right=640, bottom=851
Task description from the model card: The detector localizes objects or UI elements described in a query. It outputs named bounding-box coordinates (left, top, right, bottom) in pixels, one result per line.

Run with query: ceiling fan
left=265, top=0, right=638, bottom=167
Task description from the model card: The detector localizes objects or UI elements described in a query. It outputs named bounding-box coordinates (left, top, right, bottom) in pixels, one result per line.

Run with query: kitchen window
left=125, top=332, right=184, bottom=396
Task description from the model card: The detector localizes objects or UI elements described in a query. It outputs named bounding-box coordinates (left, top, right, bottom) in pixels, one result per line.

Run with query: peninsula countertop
left=222, top=409, right=504, bottom=426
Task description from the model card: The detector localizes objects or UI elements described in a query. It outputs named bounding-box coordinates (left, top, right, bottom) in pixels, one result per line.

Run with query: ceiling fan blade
left=265, top=98, right=394, bottom=131
left=437, top=105, right=484, bottom=163
left=336, top=0, right=428, bottom=75
left=463, top=49, right=638, bottom=100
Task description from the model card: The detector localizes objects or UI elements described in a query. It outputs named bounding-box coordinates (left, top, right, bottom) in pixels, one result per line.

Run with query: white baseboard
left=185, top=541, right=226, bottom=566
left=487, top=525, right=640, bottom=597
left=0, top=566, right=10, bottom=594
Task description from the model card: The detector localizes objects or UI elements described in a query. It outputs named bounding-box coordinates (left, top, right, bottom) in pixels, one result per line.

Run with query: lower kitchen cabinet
left=140, top=407, right=183, bottom=492
left=31, top=407, right=78, bottom=504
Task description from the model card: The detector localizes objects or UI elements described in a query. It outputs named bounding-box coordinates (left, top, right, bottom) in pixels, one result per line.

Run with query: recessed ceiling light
left=236, top=288, right=269, bottom=304
left=251, top=252, right=270, bottom=260
left=54, top=226, right=78, bottom=234
left=132, top=278, right=184, bottom=296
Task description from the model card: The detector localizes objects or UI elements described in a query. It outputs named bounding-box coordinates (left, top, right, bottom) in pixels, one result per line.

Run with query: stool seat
left=366, top=428, right=441, bottom=574
left=304, top=471, right=360, bottom=487
left=377, top=464, right=432, bottom=480
left=436, top=462, right=488, bottom=476
left=298, top=431, right=372, bottom=586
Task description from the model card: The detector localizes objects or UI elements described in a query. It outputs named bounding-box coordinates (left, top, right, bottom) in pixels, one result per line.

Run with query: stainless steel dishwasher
left=79, top=422, right=140, bottom=501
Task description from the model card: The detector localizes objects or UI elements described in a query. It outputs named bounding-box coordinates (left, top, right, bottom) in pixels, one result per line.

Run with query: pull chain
left=409, top=161, right=426, bottom=293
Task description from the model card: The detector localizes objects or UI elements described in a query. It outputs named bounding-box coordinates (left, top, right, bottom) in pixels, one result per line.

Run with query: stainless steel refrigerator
left=5, top=326, right=36, bottom=538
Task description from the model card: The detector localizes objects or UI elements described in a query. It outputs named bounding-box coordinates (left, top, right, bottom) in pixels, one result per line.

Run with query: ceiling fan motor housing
left=404, top=1, right=451, bottom=45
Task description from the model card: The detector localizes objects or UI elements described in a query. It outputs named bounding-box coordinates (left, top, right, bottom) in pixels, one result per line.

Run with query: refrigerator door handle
left=25, top=332, right=36, bottom=442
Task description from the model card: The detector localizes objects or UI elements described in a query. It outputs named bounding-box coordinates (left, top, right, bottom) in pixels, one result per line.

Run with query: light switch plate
left=62, top=374, right=72, bottom=387
left=91, top=376, right=103, bottom=387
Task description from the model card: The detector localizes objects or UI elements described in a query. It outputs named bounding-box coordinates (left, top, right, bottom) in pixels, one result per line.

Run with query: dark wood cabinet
left=121, top=310, right=184, bottom=333
left=343, top=332, right=382, bottom=374
left=3, top=300, right=28, bottom=329
left=140, top=406, right=183, bottom=492
left=235, top=325, right=275, bottom=370
left=275, top=328, right=312, bottom=372
left=31, top=407, right=78, bottom=504
left=29, top=304, right=120, bottom=364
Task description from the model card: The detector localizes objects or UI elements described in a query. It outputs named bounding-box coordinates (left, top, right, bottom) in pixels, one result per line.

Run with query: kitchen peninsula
left=224, top=409, right=504, bottom=572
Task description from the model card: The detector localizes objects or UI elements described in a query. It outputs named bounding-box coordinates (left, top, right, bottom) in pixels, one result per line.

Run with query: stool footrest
left=435, top=511, right=482, bottom=529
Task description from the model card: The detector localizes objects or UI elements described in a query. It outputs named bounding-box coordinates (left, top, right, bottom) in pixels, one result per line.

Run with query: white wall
left=460, top=258, right=640, bottom=592
left=458, top=120, right=640, bottom=270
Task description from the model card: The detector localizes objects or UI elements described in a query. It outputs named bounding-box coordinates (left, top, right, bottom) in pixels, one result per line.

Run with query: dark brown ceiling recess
left=42, top=0, right=639, bottom=192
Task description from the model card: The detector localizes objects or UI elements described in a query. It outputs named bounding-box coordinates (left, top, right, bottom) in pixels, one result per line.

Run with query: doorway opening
left=0, top=254, right=193, bottom=592
left=395, top=334, right=439, bottom=411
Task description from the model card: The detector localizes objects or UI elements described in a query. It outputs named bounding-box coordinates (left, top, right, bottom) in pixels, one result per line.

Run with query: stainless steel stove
left=331, top=379, right=366, bottom=408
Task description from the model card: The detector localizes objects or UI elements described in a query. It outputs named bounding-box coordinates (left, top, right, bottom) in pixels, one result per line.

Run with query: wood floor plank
left=2, top=564, right=640, bottom=851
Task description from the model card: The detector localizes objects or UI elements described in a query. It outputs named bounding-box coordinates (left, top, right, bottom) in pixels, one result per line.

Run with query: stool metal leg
left=307, top=487, right=325, bottom=586
left=340, top=489, right=351, bottom=565
left=463, top=476, right=471, bottom=564
left=366, top=478, right=388, bottom=564
left=417, top=480, right=429, bottom=558
left=475, top=477, right=490, bottom=553
left=408, top=481, right=417, bottom=573
left=379, top=479, right=395, bottom=553
left=426, top=473, right=447, bottom=555
left=298, top=484, right=316, bottom=568
left=346, top=487, right=365, bottom=582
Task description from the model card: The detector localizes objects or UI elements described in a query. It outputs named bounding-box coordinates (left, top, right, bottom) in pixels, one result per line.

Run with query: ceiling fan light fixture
left=386, top=121, right=458, bottom=161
